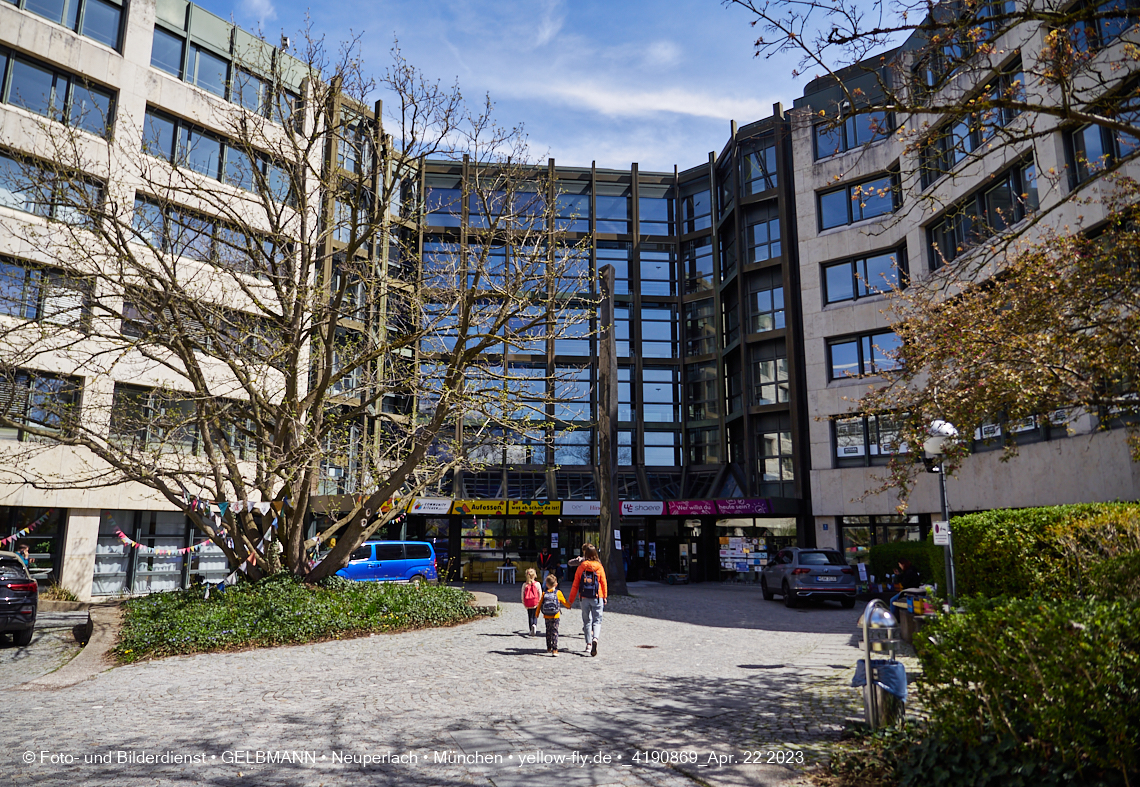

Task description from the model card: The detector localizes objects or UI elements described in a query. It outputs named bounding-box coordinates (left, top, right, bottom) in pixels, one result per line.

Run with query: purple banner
left=715, top=499, right=772, bottom=515
left=667, top=500, right=716, bottom=516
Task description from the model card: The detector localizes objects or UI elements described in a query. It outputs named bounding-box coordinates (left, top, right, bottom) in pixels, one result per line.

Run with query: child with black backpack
left=566, top=544, right=608, bottom=657
left=539, top=573, right=568, bottom=656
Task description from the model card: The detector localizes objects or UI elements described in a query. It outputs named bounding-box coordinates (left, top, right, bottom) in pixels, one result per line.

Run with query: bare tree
left=0, top=34, right=594, bottom=580
left=727, top=0, right=1140, bottom=496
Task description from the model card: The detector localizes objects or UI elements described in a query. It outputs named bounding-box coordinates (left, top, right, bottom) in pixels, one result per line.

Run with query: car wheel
left=761, top=578, right=774, bottom=601
left=409, top=575, right=424, bottom=586
left=14, top=627, right=33, bottom=646
left=841, top=598, right=856, bottom=609
left=782, top=581, right=798, bottom=608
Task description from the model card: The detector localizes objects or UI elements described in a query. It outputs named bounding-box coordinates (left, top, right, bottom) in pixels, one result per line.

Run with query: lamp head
left=923, top=419, right=958, bottom=456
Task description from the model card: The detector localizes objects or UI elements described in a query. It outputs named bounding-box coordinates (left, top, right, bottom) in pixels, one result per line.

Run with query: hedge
left=868, top=540, right=941, bottom=587
left=929, top=502, right=1140, bottom=599
left=115, top=573, right=487, bottom=663
left=915, top=596, right=1140, bottom=781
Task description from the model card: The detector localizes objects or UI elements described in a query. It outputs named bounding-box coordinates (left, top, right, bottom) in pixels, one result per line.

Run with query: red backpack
left=523, top=582, right=541, bottom=607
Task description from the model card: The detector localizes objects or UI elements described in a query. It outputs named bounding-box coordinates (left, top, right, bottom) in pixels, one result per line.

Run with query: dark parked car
left=0, top=551, right=38, bottom=646
left=760, top=548, right=857, bottom=608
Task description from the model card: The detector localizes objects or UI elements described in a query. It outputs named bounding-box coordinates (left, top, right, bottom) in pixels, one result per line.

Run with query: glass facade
left=417, top=120, right=804, bottom=512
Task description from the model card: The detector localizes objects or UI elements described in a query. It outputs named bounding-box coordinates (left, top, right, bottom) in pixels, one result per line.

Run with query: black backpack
left=541, top=590, right=560, bottom=616
left=580, top=568, right=599, bottom=599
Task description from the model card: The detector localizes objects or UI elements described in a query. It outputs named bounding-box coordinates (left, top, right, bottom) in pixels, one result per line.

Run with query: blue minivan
left=336, top=541, right=438, bottom=584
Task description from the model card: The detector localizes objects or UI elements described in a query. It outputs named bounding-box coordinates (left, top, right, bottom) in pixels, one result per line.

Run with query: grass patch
left=114, top=573, right=486, bottom=663
left=41, top=581, right=80, bottom=602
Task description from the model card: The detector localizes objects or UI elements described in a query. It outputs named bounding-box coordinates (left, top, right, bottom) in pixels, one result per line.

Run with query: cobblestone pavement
left=7, top=582, right=919, bottom=787
left=1, top=610, right=86, bottom=688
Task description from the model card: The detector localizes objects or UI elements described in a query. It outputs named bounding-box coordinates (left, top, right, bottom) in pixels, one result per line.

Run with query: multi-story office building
left=3, top=0, right=1137, bottom=598
left=0, top=0, right=318, bottom=598
left=410, top=111, right=812, bottom=582
left=790, top=22, right=1140, bottom=560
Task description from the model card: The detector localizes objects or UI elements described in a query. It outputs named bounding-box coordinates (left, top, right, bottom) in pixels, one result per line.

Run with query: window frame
left=817, top=173, right=899, bottom=231
left=822, top=248, right=908, bottom=305
left=813, top=110, right=892, bottom=160
left=0, top=369, right=82, bottom=441
left=826, top=330, right=902, bottom=381
left=10, top=0, right=124, bottom=50
left=928, top=159, right=1037, bottom=267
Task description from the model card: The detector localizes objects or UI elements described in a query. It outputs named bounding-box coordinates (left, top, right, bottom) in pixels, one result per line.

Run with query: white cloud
left=508, top=80, right=773, bottom=122
left=534, top=0, right=565, bottom=47
left=241, top=0, right=276, bottom=26
left=642, top=40, right=681, bottom=68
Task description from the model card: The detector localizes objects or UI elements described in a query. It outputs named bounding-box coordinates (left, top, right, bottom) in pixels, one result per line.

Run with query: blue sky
left=197, top=0, right=808, bottom=172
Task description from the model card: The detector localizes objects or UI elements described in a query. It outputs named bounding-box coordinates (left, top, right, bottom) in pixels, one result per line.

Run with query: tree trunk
left=597, top=265, right=628, bottom=595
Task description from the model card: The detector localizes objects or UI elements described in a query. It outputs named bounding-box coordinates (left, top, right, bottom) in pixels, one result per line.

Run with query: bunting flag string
left=0, top=508, right=55, bottom=547
left=205, top=528, right=275, bottom=599
left=114, top=529, right=212, bottom=556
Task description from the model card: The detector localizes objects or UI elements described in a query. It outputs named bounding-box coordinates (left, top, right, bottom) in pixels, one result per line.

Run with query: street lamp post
left=924, top=420, right=958, bottom=603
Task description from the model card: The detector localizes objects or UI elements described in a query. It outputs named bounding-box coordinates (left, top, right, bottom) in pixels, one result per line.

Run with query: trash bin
left=854, top=600, right=906, bottom=728
left=852, top=658, right=907, bottom=728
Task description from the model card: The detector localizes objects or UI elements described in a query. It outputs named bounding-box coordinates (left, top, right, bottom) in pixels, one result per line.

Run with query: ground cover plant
left=114, top=573, right=487, bottom=663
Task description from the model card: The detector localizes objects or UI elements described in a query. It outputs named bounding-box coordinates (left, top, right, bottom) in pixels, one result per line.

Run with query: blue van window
left=406, top=544, right=431, bottom=559
left=374, top=544, right=403, bottom=560
left=349, top=545, right=371, bottom=561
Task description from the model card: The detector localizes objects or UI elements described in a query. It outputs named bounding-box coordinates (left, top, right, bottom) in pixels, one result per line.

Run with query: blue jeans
left=580, top=598, right=603, bottom=643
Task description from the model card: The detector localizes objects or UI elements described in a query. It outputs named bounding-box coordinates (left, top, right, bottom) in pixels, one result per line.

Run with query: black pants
left=544, top=617, right=560, bottom=651
left=526, top=607, right=537, bottom=630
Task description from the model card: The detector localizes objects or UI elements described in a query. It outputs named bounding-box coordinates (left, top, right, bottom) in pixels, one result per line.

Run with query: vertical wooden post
left=598, top=264, right=628, bottom=595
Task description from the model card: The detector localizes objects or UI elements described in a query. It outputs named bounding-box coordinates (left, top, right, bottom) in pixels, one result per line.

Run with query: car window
left=406, top=544, right=431, bottom=560
left=777, top=550, right=791, bottom=564
left=798, top=551, right=845, bottom=566
left=349, top=545, right=372, bottom=562
left=0, top=559, right=28, bottom=579
left=374, top=545, right=404, bottom=560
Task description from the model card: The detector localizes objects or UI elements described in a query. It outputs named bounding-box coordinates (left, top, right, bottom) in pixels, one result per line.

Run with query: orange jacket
left=567, top=560, right=607, bottom=605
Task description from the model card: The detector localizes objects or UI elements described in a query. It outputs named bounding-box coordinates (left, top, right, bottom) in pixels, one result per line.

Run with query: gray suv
left=761, top=548, right=857, bottom=608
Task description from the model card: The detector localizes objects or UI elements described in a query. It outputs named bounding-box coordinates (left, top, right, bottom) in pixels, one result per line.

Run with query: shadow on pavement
left=13, top=665, right=863, bottom=787
left=462, top=581, right=862, bottom=635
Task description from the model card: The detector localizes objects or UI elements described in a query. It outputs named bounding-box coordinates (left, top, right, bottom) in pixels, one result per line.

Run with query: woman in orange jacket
left=566, top=543, right=607, bottom=656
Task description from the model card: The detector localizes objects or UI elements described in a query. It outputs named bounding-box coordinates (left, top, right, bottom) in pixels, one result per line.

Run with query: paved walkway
left=7, top=582, right=916, bottom=787
left=0, top=610, right=86, bottom=688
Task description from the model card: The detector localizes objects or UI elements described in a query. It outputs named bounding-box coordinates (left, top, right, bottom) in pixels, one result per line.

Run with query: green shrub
left=827, top=722, right=1129, bottom=787
left=932, top=503, right=1140, bottom=599
left=1052, top=508, right=1140, bottom=600
left=914, top=596, right=1140, bottom=781
left=869, top=541, right=940, bottom=587
left=115, top=574, right=486, bottom=663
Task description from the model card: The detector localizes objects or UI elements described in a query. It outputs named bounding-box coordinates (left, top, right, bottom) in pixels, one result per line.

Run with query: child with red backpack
left=521, top=568, right=542, bottom=636
left=539, top=573, right=568, bottom=656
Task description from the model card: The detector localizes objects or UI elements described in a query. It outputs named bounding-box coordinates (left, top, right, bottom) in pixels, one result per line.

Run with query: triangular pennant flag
left=270, top=501, right=284, bottom=514
left=216, top=502, right=230, bottom=517
left=256, top=502, right=271, bottom=516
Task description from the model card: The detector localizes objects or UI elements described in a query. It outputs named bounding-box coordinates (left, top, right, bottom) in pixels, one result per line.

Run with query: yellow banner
left=451, top=499, right=507, bottom=516
left=508, top=500, right=562, bottom=516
